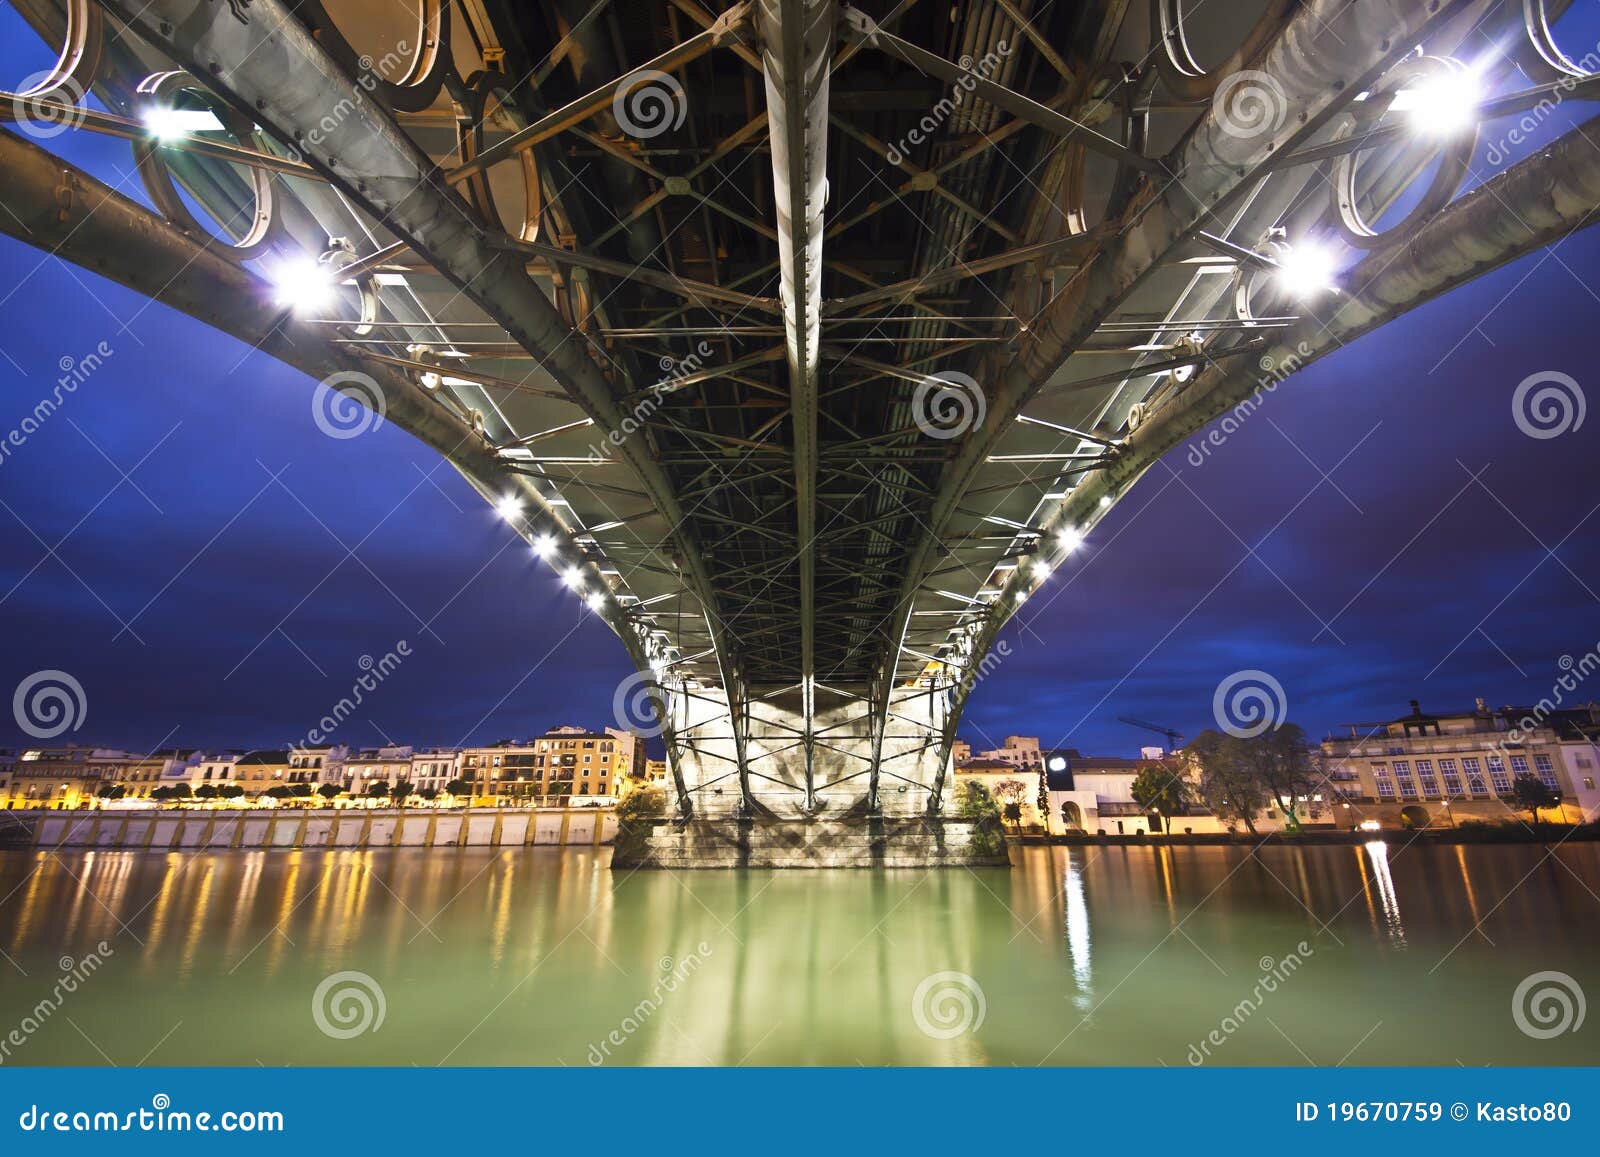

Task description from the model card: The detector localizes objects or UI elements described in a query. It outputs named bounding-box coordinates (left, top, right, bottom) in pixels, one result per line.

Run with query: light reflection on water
left=1, top=842, right=1597, bottom=1066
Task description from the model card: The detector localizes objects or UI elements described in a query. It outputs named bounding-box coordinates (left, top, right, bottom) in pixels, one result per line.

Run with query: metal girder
left=902, top=0, right=1473, bottom=814
left=445, top=4, right=751, bottom=184
left=838, top=5, right=1161, bottom=174
left=942, top=110, right=1600, bottom=756
left=93, top=0, right=756, bottom=818
left=757, top=0, right=834, bottom=813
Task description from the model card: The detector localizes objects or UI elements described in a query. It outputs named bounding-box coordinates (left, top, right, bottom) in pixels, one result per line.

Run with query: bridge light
left=585, top=591, right=607, bottom=613
left=562, top=567, right=585, bottom=591
left=1057, top=527, right=1083, bottom=554
left=531, top=534, right=556, bottom=559
left=1032, top=559, right=1052, bottom=581
left=142, top=105, right=225, bottom=140
left=268, top=256, right=336, bottom=314
left=1274, top=240, right=1339, bottom=300
left=1099, top=495, right=1113, bottom=508
left=495, top=495, right=523, bottom=523
left=1392, top=67, right=1480, bottom=137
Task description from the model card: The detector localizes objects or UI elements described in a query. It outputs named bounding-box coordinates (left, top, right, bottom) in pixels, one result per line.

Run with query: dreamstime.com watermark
left=281, top=42, right=412, bottom=162
left=0, top=942, right=115, bottom=1065
left=880, top=40, right=1015, bottom=165
left=1187, top=342, right=1313, bottom=466
left=17, top=1095, right=283, bottom=1134
left=1484, top=41, right=1600, bottom=167
left=585, top=943, right=713, bottom=1064
left=1186, top=941, right=1314, bottom=1064
left=1491, top=643, right=1600, bottom=760
left=311, top=971, right=386, bottom=1040
left=0, top=341, right=113, bottom=470
left=587, top=341, right=714, bottom=462
left=290, top=641, right=411, bottom=753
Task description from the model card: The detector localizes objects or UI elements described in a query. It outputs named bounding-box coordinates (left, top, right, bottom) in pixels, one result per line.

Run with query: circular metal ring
left=457, top=70, right=543, bottom=243
left=1329, top=56, right=1478, bottom=250
left=295, top=0, right=452, bottom=114
left=1516, top=0, right=1598, bottom=82
left=14, top=0, right=102, bottom=101
left=131, top=71, right=283, bottom=260
left=319, top=238, right=382, bottom=336
left=1232, top=236, right=1290, bottom=324
left=1151, top=0, right=1296, bottom=102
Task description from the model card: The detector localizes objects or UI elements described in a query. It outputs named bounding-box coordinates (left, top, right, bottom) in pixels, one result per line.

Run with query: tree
left=365, top=781, right=392, bottom=805
left=194, top=784, right=218, bottom=800
left=1036, top=765, right=1052, bottom=836
left=391, top=780, right=415, bottom=809
left=316, top=782, right=342, bottom=804
left=218, top=784, right=245, bottom=801
left=1130, top=761, right=1189, bottom=835
left=991, top=778, right=1029, bottom=832
left=95, top=783, right=126, bottom=803
left=1509, top=774, right=1561, bottom=825
left=954, top=780, right=1007, bottom=858
left=1187, top=730, right=1267, bottom=835
left=613, top=787, right=666, bottom=862
left=444, top=778, right=472, bottom=804
left=168, top=783, right=192, bottom=801
left=265, top=785, right=293, bottom=801
left=418, top=788, right=439, bottom=804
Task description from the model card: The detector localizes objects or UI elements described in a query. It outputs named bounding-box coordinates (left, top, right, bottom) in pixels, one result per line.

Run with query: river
left=0, top=841, right=1595, bottom=1065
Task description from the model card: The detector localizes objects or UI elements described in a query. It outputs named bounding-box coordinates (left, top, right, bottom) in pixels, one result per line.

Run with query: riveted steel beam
left=93, top=0, right=752, bottom=818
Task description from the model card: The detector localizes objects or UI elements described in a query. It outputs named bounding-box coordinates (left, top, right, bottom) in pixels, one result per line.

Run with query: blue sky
left=2, top=6, right=1599, bottom=757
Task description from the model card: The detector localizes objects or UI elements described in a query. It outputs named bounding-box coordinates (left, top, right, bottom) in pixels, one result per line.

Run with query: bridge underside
left=5, top=1, right=1600, bottom=860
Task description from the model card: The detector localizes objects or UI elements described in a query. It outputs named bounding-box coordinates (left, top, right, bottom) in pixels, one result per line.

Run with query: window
left=1393, top=761, right=1417, bottom=798
left=1488, top=755, right=1510, bottom=794
left=1509, top=755, right=1529, bottom=774
left=1534, top=754, right=1559, bottom=791
left=1374, top=767, right=1395, bottom=799
left=1416, top=760, right=1439, bottom=797
left=1439, top=759, right=1462, bottom=797
left=1462, top=757, right=1486, bottom=795
left=1586, top=777, right=1595, bottom=791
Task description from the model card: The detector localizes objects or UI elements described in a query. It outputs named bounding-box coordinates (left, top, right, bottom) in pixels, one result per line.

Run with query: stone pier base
left=616, top=817, right=1010, bottom=869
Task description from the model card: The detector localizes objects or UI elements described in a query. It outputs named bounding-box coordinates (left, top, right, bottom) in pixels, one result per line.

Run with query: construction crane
left=1117, top=716, right=1185, bottom=751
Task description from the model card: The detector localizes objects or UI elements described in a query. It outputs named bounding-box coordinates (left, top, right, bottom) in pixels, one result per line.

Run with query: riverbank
left=1021, top=821, right=1600, bottom=847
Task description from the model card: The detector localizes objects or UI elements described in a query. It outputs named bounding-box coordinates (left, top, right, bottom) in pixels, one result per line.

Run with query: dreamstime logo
left=312, top=371, right=386, bottom=439
left=587, top=341, right=713, bottom=461
left=1511, top=370, right=1585, bottom=440
left=913, top=371, right=985, bottom=440
left=1212, top=70, right=1288, bottom=141
left=10, top=72, right=88, bottom=140
left=292, top=641, right=411, bottom=752
left=1186, top=341, right=1313, bottom=467
left=0, top=341, right=114, bottom=471
left=1212, top=669, right=1286, bottom=738
left=311, top=971, right=386, bottom=1040
left=612, top=70, right=686, bottom=139
left=1512, top=971, right=1586, bottom=1040
left=12, top=670, right=87, bottom=740
left=911, top=970, right=986, bottom=1040
left=1186, top=941, right=1313, bottom=1064
left=613, top=670, right=670, bottom=738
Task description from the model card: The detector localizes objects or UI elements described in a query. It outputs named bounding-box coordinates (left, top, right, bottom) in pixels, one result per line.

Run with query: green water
left=0, top=842, right=1596, bottom=1066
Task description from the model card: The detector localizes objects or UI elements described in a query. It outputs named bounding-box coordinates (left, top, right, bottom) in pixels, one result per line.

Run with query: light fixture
left=1047, top=755, right=1067, bottom=772
left=268, top=256, right=337, bottom=314
left=1273, top=239, right=1339, bottom=300
left=1391, top=66, right=1480, bottom=137
left=1098, top=495, right=1112, bottom=508
left=585, top=592, right=607, bottom=613
left=532, top=534, right=556, bottom=559
left=495, top=495, right=523, bottom=523
left=1057, top=527, right=1083, bottom=554
left=141, top=105, right=225, bottom=140
left=562, top=567, right=585, bottom=591
left=1032, top=558, right=1052, bottom=580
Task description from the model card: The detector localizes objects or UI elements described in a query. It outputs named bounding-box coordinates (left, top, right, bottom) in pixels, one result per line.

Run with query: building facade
left=1321, top=698, right=1598, bottom=826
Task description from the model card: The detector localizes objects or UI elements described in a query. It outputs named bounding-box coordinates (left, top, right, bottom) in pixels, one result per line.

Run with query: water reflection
left=0, top=842, right=1597, bottom=1066
left=1362, top=840, right=1408, bottom=949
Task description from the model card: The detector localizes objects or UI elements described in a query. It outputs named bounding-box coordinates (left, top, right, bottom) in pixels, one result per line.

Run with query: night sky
left=3, top=8, right=1599, bottom=759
